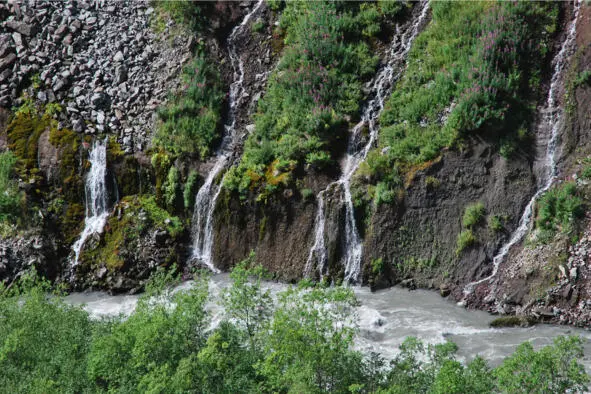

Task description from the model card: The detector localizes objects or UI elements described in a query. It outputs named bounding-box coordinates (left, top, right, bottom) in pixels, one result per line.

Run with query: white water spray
left=305, top=2, right=430, bottom=282
left=71, top=138, right=111, bottom=266
left=191, top=0, right=265, bottom=272
left=463, top=1, right=582, bottom=297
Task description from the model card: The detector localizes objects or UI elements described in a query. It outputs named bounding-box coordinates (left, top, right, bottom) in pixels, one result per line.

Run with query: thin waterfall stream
left=190, top=0, right=264, bottom=272
left=463, top=0, right=582, bottom=299
left=71, top=138, right=112, bottom=266
left=305, top=2, right=430, bottom=283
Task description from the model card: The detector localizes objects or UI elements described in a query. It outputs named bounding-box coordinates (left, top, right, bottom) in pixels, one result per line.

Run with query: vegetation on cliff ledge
left=361, top=0, right=559, bottom=204
left=224, top=1, right=404, bottom=199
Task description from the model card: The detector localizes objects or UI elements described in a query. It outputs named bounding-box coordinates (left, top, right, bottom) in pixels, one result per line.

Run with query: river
left=64, top=274, right=591, bottom=369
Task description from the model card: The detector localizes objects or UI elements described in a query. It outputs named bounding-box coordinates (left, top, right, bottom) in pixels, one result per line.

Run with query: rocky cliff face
left=463, top=4, right=591, bottom=326
left=2, top=0, right=591, bottom=327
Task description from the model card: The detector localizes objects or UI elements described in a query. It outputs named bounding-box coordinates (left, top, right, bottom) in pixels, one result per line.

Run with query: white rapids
left=305, top=2, right=430, bottom=283
left=190, top=0, right=265, bottom=273
left=71, top=138, right=112, bottom=266
left=463, top=0, right=583, bottom=297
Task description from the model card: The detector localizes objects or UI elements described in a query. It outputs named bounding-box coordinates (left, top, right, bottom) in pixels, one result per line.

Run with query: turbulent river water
left=64, top=275, right=591, bottom=369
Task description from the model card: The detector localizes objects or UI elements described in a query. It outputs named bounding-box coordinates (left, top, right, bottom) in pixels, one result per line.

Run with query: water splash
left=71, top=138, right=111, bottom=266
left=305, top=2, right=430, bottom=282
left=190, top=0, right=265, bottom=272
left=463, top=0, right=582, bottom=297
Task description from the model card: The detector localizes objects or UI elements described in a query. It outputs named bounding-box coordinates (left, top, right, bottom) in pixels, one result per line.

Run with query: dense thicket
left=0, top=263, right=588, bottom=393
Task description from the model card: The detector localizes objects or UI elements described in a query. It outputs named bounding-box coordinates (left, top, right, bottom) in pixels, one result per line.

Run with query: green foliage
left=221, top=252, right=272, bottom=354
left=300, top=187, right=314, bottom=201
left=536, top=182, right=584, bottom=238
left=153, top=54, right=224, bottom=159
left=80, top=195, right=184, bottom=271
left=163, top=166, right=181, bottom=212
left=371, top=257, right=384, bottom=275
left=573, top=70, right=591, bottom=88
left=251, top=18, right=264, bottom=33
left=488, top=215, right=504, bottom=233
left=0, top=269, right=589, bottom=392
left=153, top=1, right=210, bottom=31
left=377, top=1, right=558, bottom=184
left=226, top=1, right=388, bottom=197
left=456, top=229, right=476, bottom=255
left=183, top=170, right=199, bottom=210
left=463, top=202, right=486, bottom=228
left=0, top=151, right=22, bottom=223
left=494, top=336, right=589, bottom=393
left=87, top=271, right=210, bottom=392
left=581, top=165, right=591, bottom=180
left=425, top=176, right=440, bottom=190
left=0, top=271, right=92, bottom=393
left=7, top=109, right=48, bottom=174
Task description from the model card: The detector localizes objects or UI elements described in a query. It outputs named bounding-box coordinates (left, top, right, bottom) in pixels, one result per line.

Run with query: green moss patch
left=80, top=195, right=184, bottom=272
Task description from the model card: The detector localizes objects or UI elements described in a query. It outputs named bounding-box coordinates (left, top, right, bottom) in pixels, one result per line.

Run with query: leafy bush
left=300, top=188, right=314, bottom=201
left=462, top=202, right=486, bottom=228
left=183, top=170, right=199, bottom=210
left=536, top=182, right=584, bottom=236
left=163, top=166, right=181, bottom=212
left=488, top=215, right=504, bottom=232
left=456, top=229, right=475, bottom=255
left=574, top=70, right=591, bottom=88
left=153, top=53, right=224, bottom=160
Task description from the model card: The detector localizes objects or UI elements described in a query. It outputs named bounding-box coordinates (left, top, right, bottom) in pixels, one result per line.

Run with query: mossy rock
left=49, top=126, right=84, bottom=202
left=79, top=195, right=185, bottom=274
left=7, top=111, right=48, bottom=174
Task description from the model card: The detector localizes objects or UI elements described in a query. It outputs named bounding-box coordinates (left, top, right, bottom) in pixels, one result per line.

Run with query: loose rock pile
left=0, top=0, right=194, bottom=152
left=527, top=214, right=591, bottom=326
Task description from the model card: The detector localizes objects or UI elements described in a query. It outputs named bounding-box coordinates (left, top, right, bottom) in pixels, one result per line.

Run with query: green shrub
left=462, top=202, right=485, bottom=228
left=183, top=170, right=199, bottom=210
left=0, top=270, right=589, bottom=392
left=163, top=166, right=181, bottom=212
left=425, top=176, right=440, bottom=189
left=300, top=188, right=314, bottom=201
left=456, top=229, right=475, bottom=255
left=574, top=70, right=591, bottom=88
left=153, top=1, right=210, bottom=31
left=581, top=165, right=591, bottom=180
left=153, top=53, right=224, bottom=160
left=488, top=215, right=503, bottom=233
left=536, top=182, right=584, bottom=236
left=371, top=257, right=384, bottom=275
left=251, top=19, right=264, bottom=33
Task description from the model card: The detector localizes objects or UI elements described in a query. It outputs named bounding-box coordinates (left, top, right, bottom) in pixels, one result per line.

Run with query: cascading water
left=71, top=138, right=111, bottom=266
left=305, top=2, right=430, bottom=283
left=190, top=0, right=264, bottom=272
left=463, top=0, right=582, bottom=298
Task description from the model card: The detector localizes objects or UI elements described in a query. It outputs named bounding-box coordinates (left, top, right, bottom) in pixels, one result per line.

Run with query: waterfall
left=305, top=2, right=430, bottom=283
left=463, top=0, right=582, bottom=297
left=190, top=0, right=265, bottom=272
left=71, top=138, right=111, bottom=266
